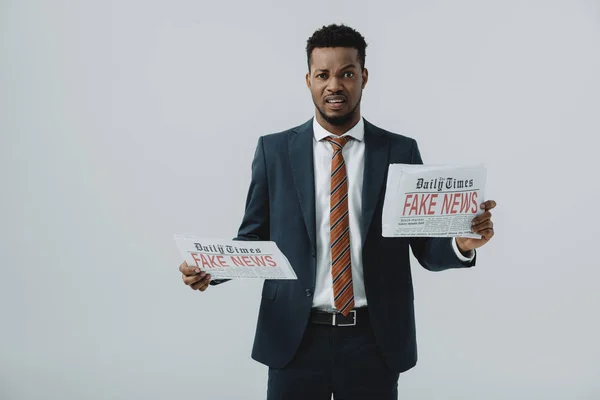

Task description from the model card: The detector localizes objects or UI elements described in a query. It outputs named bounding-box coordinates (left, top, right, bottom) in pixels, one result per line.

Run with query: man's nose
left=327, top=77, right=343, bottom=92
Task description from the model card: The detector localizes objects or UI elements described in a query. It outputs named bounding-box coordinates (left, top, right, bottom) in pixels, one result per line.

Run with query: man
left=179, top=24, right=496, bottom=399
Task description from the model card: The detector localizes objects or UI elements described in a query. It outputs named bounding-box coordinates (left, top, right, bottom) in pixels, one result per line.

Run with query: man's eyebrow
left=314, top=64, right=357, bottom=73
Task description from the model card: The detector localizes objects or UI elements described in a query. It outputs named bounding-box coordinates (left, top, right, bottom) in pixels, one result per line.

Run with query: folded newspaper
left=174, top=235, right=297, bottom=280
left=382, top=164, right=487, bottom=238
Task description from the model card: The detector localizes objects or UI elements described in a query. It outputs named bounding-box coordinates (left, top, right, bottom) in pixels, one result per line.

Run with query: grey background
left=1, top=0, right=599, bottom=399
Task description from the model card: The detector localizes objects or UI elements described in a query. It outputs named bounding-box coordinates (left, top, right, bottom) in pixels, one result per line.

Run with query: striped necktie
left=324, top=136, right=354, bottom=316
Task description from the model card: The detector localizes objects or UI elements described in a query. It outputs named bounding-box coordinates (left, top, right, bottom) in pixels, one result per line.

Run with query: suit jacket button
left=305, top=289, right=313, bottom=297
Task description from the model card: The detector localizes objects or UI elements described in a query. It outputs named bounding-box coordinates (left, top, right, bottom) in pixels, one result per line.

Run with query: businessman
left=179, top=24, right=496, bottom=399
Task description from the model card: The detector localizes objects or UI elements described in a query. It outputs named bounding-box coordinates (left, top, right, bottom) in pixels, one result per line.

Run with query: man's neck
left=315, top=111, right=361, bottom=136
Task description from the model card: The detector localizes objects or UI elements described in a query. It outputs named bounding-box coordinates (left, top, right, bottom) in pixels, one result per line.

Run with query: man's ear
left=361, top=68, right=369, bottom=89
left=306, top=72, right=311, bottom=89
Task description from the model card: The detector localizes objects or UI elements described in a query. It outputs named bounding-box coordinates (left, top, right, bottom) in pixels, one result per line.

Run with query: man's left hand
left=456, top=200, right=497, bottom=254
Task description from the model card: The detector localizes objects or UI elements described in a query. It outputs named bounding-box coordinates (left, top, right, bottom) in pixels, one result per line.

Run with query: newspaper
left=382, top=164, right=487, bottom=238
left=174, top=235, right=297, bottom=280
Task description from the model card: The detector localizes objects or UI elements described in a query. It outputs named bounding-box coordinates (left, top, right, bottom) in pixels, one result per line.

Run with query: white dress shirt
left=311, top=115, right=474, bottom=311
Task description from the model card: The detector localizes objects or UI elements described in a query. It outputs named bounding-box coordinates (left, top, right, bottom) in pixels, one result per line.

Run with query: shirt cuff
left=452, top=238, right=475, bottom=262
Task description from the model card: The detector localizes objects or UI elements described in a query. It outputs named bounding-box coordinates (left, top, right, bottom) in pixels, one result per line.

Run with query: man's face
left=306, top=47, right=368, bottom=127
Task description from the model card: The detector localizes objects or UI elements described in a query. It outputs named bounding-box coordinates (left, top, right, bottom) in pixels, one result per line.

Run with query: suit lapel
left=288, top=119, right=317, bottom=254
left=287, top=117, right=389, bottom=259
left=361, top=119, right=390, bottom=245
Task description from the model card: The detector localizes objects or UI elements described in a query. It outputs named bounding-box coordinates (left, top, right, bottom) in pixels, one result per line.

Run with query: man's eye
left=344, top=72, right=354, bottom=78
left=317, top=73, right=327, bottom=79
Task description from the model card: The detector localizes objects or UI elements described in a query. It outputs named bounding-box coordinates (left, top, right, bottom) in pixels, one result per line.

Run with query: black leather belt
left=310, top=308, right=369, bottom=327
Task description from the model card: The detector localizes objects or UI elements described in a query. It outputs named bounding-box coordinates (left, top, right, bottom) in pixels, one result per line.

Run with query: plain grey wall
left=2, top=0, right=599, bottom=399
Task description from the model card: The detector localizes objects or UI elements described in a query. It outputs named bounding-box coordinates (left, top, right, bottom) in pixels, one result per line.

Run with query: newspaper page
left=382, top=164, right=487, bottom=238
left=174, top=235, right=298, bottom=280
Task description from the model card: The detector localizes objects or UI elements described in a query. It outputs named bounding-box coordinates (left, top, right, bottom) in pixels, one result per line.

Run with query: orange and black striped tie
left=324, top=136, right=354, bottom=316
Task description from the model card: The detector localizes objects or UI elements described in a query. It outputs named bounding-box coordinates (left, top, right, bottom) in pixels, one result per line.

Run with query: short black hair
left=306, top=24, right=368, bottom=72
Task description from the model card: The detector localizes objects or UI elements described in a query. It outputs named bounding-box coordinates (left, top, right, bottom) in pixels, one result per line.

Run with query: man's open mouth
left=325, top=96, right=346, bottom=110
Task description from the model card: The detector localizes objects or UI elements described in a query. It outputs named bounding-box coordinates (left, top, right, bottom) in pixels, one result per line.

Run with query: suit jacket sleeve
left=210, top=136, right=270, bottom=285
left=407, top=139, right=477, bottom=271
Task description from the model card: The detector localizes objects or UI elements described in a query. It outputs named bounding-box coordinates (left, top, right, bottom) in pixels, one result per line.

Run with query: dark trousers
left=266, top=313, right=400, bottom=400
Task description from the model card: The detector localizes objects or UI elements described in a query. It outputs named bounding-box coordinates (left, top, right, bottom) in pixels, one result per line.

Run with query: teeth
left=327, top=100, right=344, bottom=103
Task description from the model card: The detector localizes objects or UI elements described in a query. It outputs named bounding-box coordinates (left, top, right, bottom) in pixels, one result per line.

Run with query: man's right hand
left=179, top=261, right=212, bottom=292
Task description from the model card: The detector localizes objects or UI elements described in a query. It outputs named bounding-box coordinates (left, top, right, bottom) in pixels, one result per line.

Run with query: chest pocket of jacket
left=261, top=281, right=278, bottom=301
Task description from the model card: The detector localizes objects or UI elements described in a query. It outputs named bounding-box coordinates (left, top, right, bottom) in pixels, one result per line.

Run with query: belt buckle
left=333, top=310, right=356, bottom=326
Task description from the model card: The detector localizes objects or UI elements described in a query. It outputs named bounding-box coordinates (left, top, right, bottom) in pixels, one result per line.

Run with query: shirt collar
left=312, top=114, right=365, bottom=142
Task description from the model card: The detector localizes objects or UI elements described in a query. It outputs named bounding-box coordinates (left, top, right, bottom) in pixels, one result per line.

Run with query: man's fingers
left=179, top=261, right=201, bottom=277
left=472, top=220, right=493, bottom=233
left=478, top=228, right=494, bottom=241
left=480, top=200, right=497, bottom=211
left=178, top=261, right=188, bottom=273
left=472, top=211, right=492, bottom=225
left=191, top=275, right=211, bottom=290
left=183, top=271, right=207, bottom=286
left=199, top=281, right=211, bottom=292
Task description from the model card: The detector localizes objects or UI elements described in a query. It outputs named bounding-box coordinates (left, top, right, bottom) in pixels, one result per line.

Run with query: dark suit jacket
left=212, top=117, right=476, bottom=373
